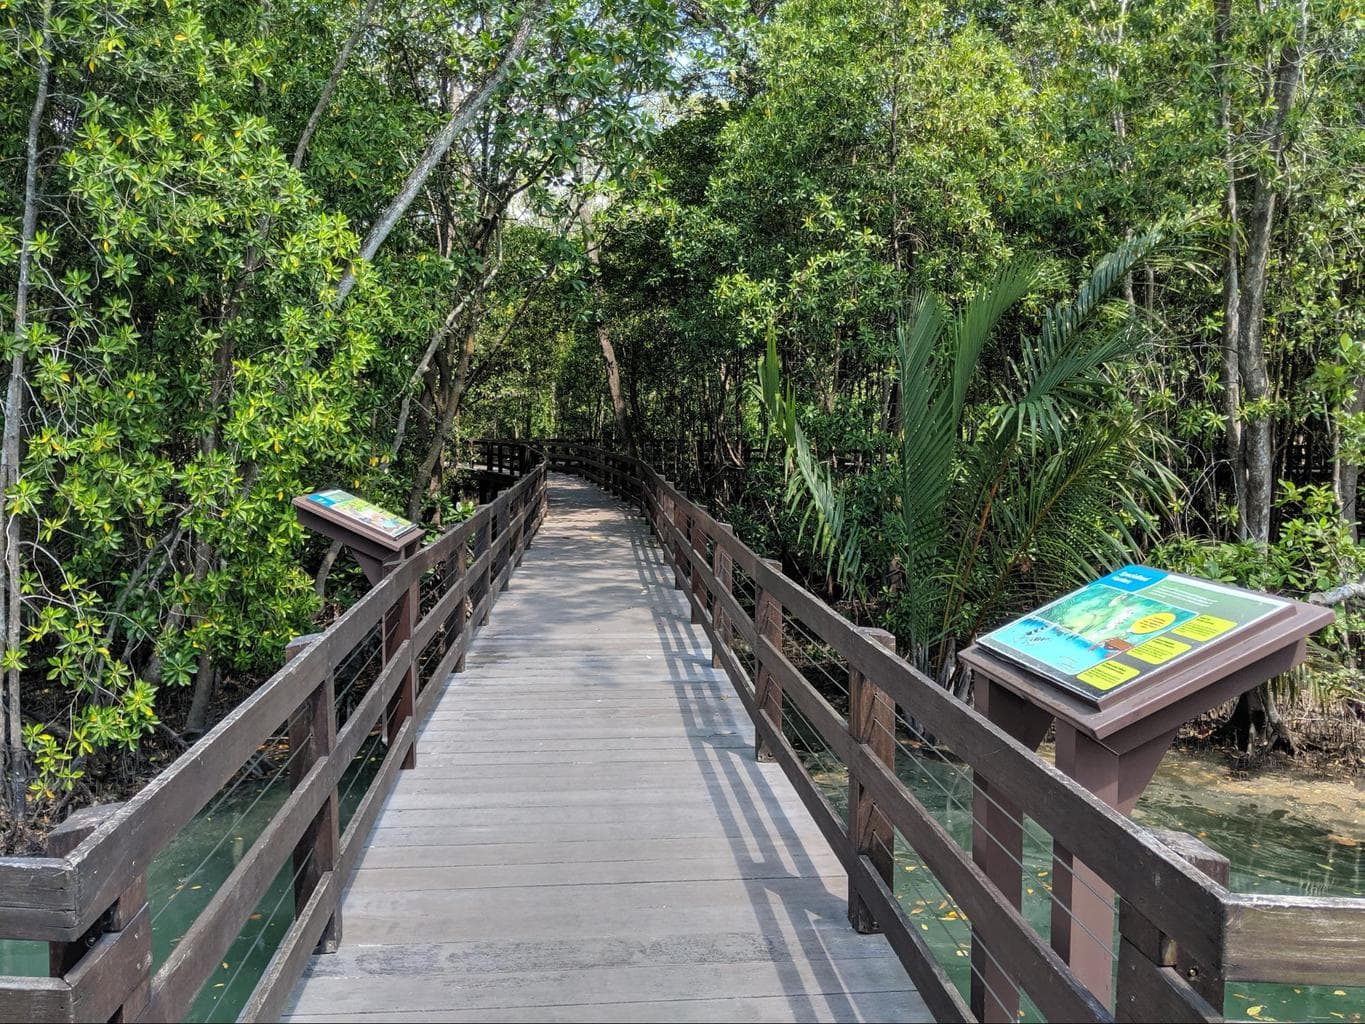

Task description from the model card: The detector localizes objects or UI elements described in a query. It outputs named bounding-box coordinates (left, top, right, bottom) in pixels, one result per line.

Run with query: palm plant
left=759, top=228, right=1174, bottom=692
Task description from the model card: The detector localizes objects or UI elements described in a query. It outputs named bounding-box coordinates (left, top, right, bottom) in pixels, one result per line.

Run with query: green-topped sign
left=302, top=489, right=416, bottom=541
left=978, top=566, right=1293, bottom=705
left=291, top=489, right=421, bottom=565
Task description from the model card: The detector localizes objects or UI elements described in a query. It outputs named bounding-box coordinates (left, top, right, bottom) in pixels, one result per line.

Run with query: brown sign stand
left=293, top=490, right=425, bottom=770
left=959, top=592, right=1331, bottom=1020
left=292, top=490, right=424, bottom=584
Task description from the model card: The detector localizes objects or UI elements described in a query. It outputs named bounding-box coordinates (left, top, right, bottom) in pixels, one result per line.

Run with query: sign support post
left=292, top=489, right=425, bottom=771
left=960, top=566, right=1332, bottom=1019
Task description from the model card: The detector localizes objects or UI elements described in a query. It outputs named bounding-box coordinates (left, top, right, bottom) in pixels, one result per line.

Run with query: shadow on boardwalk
left=282, top=474, right=929, bottom=1022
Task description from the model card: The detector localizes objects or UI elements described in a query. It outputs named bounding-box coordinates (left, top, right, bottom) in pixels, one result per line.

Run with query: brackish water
left=0, top=732, right=384, bottom=1023
left=810, top=747, right=1363, bottom=1024
left=1, top=742, right=1359, bottom=1022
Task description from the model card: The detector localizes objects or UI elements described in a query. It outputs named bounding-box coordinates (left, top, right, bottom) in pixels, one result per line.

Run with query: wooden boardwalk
left=282, top=474, right=928, bottom=1023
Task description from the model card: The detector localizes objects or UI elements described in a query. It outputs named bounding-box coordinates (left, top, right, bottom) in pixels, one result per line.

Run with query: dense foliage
left=541, top=0, right=1364, bottom=751
left=2, top=0, right=1361, bottom=818
left=0, top=0, right=693, bottom=814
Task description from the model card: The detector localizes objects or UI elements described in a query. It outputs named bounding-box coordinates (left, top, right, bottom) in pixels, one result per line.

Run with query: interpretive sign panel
left=293, top=489, right=421, bottom=551
left=978, top=566, right=1292, bottom=704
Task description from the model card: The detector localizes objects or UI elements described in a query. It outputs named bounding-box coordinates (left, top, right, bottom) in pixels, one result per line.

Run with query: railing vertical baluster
left=847, top=627, right=896, bottom=934
left=971, top=678, right=1047, bottom=1022
left=289, top=670, right=340, bottom=950
left=711, top=522, right=733, bottom=669
left=754, top=557, right=784, bottom=762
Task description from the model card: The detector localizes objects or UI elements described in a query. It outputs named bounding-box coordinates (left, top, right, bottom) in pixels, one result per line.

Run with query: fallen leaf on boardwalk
left=1334, top=990, right=1347, bottom=996
left=1246, top=1007, right=1263, bottom=1018
left=941, top=911, right=959, bottom=921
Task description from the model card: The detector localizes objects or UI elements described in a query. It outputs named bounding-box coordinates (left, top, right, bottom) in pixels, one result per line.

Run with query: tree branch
left=334, top=1, right=544, bottom=305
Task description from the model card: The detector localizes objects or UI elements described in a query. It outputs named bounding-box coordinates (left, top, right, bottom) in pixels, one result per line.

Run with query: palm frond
left=966, top=415, right=1159, bottom=638
left=893, top=263, right=1037, bottom=653
left=1001, top=226, right=1163, bottom=446
left=757, top=331, right=864, bottom=586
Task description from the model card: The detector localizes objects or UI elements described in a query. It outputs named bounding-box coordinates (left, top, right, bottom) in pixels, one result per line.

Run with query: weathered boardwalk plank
left=282, top=475, right=928, bottom=1022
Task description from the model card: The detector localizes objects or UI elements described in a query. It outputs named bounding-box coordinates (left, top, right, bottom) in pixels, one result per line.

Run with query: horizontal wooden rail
left=0, top=441, right=548, bottom=1024
left=543, top=441, right=1365, bottom=1024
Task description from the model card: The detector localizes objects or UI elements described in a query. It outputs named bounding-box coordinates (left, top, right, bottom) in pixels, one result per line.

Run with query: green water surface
left=807, top=747, right=1363, bottom=1024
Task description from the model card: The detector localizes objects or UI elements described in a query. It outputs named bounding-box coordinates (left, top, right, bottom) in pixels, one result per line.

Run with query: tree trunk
left=313, top=540, right=344, bottom=599
left=1, top=0, right=52, bottom=815
left=1217, top=0, right=1308, bottom=753
left=580, top=210, right=632, bottom=453
left=1336, top=380, right=1364, bottom=539
left=1233, top=0, right=1308, bottom=545
left=1215, top=0, right=1248, bottom=537
left=293, top=0, right=382, bottom=170
left=408, top=325, right=476, bottom=520
left=184, top=654, right=216, bottom=737
left=597, top=319, right=631, bottom=452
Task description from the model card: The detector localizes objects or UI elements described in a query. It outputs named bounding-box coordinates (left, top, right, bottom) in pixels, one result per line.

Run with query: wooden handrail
left=542, top=440, right=1365, bottom=1023
left=3, top=440, right=1360, bottom=1024
left=0, top=440, right=548, bottom=1024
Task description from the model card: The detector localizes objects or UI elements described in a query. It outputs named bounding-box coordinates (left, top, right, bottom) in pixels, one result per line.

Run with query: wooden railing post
left=754, top=557, right=784, bottom=762
left=454, top=536, right=470, bottom=673
left=711, top=522, right=734, bottom=669
left=654, top=480, right=670, bottom=540
left=288, top=670, right=340, bottom=951
left=847, top=627, right=896, bottom=934
left=669, top=491, right=687, bottom=591
left=47, top=804, right=152, bottom=1022
left=538, top=467, right=549, bottom=529
left=513, top=491, right=527, bottom=567
left=1116, top=830, right=1229, bottom=1022
left=497, top=501, right=511, bottom=591
left=689, top=518, right=707, bottom=625
left=384, top=578, right=418, bottom=771
left=475, top=513, right=492, bottom=626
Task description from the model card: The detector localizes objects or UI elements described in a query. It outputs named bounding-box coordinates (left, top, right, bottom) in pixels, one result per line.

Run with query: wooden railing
left=543, top=441, right=1365, bottom=1024
left=0, top=441, right=547, bottom=1023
